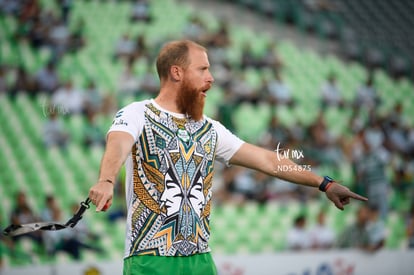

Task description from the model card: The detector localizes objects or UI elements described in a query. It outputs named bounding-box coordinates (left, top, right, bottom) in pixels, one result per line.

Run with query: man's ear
left=170, top=65, right=182, bottom=81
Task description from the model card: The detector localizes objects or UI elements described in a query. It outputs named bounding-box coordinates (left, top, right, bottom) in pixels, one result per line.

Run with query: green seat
left=233, top=103, right=271, bottom=143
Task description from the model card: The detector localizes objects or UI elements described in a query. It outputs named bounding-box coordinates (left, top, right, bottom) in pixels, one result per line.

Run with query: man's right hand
left=89, top=180, right=114, bottom=212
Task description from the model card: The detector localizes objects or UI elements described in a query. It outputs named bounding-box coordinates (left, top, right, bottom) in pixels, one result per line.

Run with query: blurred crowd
left=1, top=0, right=414, bottom=267
left=286, top=202, right=414, bottom=252
left=285, top=204, right=388, bottom=252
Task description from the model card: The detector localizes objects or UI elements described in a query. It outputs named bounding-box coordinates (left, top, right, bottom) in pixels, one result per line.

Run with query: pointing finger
left=349, top=191, right=368, bottom=202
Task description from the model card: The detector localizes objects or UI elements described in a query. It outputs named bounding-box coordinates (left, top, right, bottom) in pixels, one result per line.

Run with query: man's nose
left=207, top=71, right=214, bottom=84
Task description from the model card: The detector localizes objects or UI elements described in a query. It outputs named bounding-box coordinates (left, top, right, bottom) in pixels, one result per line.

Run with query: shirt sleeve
left=209, top=118, right=245, bottom=165
left=107, top=101, right=146, bottom=141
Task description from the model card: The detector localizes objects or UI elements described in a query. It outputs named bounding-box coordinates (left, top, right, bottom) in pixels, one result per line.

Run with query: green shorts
left=123, top=253, right=217, bottom=275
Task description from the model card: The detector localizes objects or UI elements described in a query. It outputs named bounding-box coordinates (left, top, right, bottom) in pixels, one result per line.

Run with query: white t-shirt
left=287, top=227, right=312, bottom=250
left=310, top=224, right=335, bottom=249
left=108, top=99, right=244, bottom=257
left=51, top=87, right=84, bottom=114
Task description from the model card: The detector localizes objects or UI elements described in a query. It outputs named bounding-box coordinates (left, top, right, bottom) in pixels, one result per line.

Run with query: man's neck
left=154, top=87, right=181, bottom=114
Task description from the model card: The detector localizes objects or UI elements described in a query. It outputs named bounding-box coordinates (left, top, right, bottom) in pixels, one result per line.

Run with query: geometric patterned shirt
left=108, top=99, right=244, bottom=257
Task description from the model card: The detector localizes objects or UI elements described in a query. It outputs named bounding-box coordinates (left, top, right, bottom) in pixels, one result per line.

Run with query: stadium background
left=0, top=0, right=413, bottom=274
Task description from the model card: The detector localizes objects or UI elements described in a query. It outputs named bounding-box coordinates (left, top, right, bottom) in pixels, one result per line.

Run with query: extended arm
left=88, top=131, right=135, bottom=211
left=230, top=143, right=367, bottom=210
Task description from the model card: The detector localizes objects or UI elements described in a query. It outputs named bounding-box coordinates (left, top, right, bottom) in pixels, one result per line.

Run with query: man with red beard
left=88, top=40, right=367, bottom=275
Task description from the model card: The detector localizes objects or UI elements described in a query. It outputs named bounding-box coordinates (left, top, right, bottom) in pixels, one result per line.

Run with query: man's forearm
left=230, top=143, right=323, bottom=188
left=98, top=145, right=128, bottom=184
left=97, top=132, right=134, bottom=184
left=230, top=143, right=367, bottom=210
left=271, top=157, right=323, bottom=188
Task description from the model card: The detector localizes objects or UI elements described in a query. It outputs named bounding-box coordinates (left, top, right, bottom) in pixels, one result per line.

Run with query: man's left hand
left=326, top=182, right=368, bottom=210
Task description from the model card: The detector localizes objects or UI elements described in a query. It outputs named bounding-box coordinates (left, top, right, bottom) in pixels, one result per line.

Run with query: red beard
left=176, top=78, right=210, bottom=121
